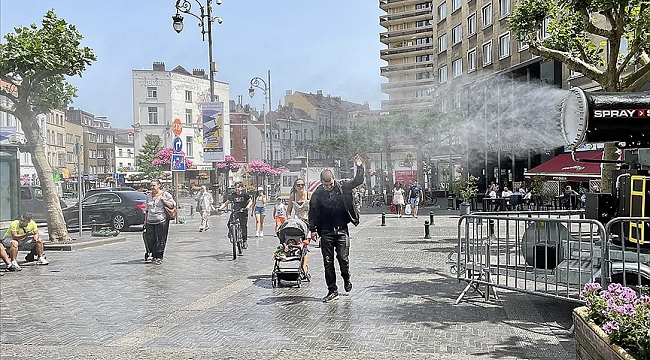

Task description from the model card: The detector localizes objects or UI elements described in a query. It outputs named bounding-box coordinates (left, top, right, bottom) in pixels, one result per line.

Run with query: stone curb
left=44, top=236, right=127, bottom=251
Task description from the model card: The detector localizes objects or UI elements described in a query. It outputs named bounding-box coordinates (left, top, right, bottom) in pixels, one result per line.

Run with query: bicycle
left=228, top=208, right=247, bottom=260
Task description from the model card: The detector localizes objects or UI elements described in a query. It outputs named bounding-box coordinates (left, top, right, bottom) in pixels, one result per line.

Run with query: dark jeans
left=146, top=220, right=169, bottom=259
left=235, top=211, right=249, bottom=241
left=319, top=227, right=350, bottom=293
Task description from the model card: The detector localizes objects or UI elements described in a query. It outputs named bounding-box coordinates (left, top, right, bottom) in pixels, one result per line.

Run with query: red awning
left=524, top=151, right=605, bottom=182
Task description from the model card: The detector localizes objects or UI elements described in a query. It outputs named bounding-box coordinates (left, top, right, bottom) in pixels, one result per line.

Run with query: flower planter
left=573, top=307, right=637, bottom=360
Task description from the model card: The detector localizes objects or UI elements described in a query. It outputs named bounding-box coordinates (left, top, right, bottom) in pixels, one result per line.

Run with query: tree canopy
left=136, top=134, right=164, bottom=180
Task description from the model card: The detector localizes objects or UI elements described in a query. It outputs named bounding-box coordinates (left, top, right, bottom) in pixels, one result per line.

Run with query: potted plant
left=575, top=282, right=649, bottom=360
left=453, top=175, right=478, bottom=215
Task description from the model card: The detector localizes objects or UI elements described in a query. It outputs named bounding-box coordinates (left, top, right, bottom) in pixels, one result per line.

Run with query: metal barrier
left=602, top=217, right=650, bottom=288
left=454, top=211, right=606, bottom=304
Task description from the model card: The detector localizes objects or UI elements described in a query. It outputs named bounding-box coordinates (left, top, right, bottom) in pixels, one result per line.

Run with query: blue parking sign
left=171, top=154, right=185, bottom=171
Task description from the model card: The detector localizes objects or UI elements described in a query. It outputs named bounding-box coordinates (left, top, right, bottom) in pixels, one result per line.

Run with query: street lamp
left=249, top=70, right=274, bottom=166
left=172, top=0, right=222, bottom=103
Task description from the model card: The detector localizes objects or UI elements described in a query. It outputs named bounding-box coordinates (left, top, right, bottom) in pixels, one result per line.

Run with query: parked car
left=63, top=191, right=147, bottom=231
left=20, top=186, right=68, bottom=224
left=83, top=186, right=137, bottom=200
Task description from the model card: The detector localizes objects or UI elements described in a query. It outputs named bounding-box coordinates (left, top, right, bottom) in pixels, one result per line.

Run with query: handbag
left=404, top=204, right=412, bottom=215
left=165, top=205, right=177, bottom=218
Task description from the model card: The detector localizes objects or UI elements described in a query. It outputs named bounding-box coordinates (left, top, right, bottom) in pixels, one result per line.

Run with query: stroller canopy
left=278, top=218, right=309, bottom=243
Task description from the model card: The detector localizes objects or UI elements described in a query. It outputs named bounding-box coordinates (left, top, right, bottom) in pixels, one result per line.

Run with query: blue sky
left=1, top=1, right=387, bottom=129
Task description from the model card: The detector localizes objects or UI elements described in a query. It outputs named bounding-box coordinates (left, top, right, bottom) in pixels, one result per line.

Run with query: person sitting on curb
left=2, top=212, right=49, bottom=271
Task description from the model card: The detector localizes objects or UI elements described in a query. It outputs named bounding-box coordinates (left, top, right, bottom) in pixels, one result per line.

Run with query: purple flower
left=602, top=321, right=620, bottom=335
left=583, top=282, right=602, bottom=293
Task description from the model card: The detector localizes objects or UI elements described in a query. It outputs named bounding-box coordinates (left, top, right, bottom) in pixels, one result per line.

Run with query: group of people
left=391, top=181, right=424, bottom=218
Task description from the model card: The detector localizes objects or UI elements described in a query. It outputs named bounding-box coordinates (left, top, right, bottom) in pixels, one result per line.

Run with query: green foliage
left=452, top=175, right=479, bottom=203
left=136, top=134, right=163, bottom=180
left=0, top=10, right=97, bottom=113
left=509, top=0, right=650, bottom=91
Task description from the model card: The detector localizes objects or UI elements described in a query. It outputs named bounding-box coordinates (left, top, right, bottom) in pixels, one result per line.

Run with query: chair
left=508, top=194, right=522, bottom=211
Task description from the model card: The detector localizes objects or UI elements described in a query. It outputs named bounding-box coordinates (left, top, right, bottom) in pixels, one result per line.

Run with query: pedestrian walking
left=145, top=180, right=176, bottom=265
left=308, top=154, right=364, bottom=303
left=273, top=197, right=287, bottom=235
left=253, top=187, right=267, bottom=237
left=198, top=185, right=214, bottom=232
left=408, top=180, right=423, bottom=218
left=392, top=182, right=405, bottom=218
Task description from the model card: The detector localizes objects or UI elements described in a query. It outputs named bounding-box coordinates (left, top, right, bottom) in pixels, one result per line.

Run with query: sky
left=0, top=0, right=387, bottom=129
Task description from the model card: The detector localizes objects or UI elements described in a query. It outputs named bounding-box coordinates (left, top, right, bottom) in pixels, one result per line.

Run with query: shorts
left=275, top=216, right=286, bottom=227
left=410, top=197, right=420, bottom=207
left=253, top=206, right=266, bottom=216
left=2, top=235, right=36, bottom=251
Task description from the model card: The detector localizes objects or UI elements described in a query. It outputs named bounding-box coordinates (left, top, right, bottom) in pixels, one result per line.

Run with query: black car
left=83, top=186, right=136, bottom=200
left=63, top=191, right=147, bottom=231
left=20, top=186, right=68, bottom=224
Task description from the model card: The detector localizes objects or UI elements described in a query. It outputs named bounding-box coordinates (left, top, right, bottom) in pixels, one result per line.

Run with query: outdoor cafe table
left=482, top=197, right=508, bottom=211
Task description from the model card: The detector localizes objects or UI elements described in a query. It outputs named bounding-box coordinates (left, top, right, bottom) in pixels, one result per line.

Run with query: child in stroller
left=271, top=218, right=311, bottom=288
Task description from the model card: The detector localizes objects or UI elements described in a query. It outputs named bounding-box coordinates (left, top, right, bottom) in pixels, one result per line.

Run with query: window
left=467, top=13, right=476, bottom=36
left=415, top=37, right=432, bottom=45
left=416, top=71, right=434, bottom=79
left=452, top=58, right=463, bottom=77
left=438, top=98, right=447, bottom=112
left=185, top=109, right=192, bottom=124
left=147, top=87, right=157, bottom=98
left=482, top=3, right=492, bottom=28
left=67, top=152, right=73, bottom=163
left=118, top=148, right=123, bottom=157
left=415, top=89, right=429, bottom=97
left=242, top=136, right=247, bottom=150
left=437, top=2, right=447, bottom=22
left=438, top=65, right=448, bottom=83
left=482, top=41, right=493, bottom=66
left=147, top=107, right=158, bottom=124
left=416, top=54, right=432, bottom=62
left=453, top=93, right=462, bottom=109
left=467, top=48, right=477, bottom=72
left=415, top=20, right=431, bottom=27
left=518, top=41, right=529, bottom=51
left=438, top=34, right=447, bottom=52
left=66, top=133, right=73, bottom=143
left=415, top=2, right=431, bottom=9
left=542, top=18, right=551, bottom=39
left=499, top=32, right=511, bottom=58
left=499, top=0, right=510, bottom=17
left=185, top=90, right=192, bottom=102
left=58, top=153, right=65, bottom=167
left=452, top=24, right=463, bottom=45
left=452, top=0, right=462, bottom=12
left=186, top=136, right=193, bottom=156
left=619, top=36, right=629, bottom=56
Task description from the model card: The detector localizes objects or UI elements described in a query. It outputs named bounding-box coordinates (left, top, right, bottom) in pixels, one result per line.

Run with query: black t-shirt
left=410, top=185, right=421, bottom=198
left=228, top=191, right=251, bottom=211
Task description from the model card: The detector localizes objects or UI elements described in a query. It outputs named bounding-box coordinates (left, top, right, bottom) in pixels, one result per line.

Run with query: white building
left=114, top=130, right=135, bottom=172
left=132, top=62, right=230, bottom=172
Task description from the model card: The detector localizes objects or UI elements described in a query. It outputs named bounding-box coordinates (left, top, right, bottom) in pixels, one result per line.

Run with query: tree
left=136, top=134, right=163, bottom=180
left=509, top=0, right=650, bottom=192
left=0, top=11, right=96, bottom=242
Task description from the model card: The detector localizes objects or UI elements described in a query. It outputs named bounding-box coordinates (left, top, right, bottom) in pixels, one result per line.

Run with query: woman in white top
left=286, top=179, right=311, bottom=223
left=392, top=182, right=405, bottom=218
left=253, top=187, right=267, bottom=237
left=198, top=185, right=214, bottom=232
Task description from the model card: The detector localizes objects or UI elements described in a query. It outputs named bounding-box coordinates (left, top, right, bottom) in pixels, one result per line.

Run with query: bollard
left=190, top=205, right=194, bottom=216
left=424, top=220, right=431, bottom=239
left=381, top=212, right=386, bottom=226
left=429, top=211, right=434, bottom=226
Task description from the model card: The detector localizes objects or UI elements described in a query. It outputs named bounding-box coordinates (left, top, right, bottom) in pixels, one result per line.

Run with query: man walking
left=309, top=154, right=364, bottom=302
left=408, top=180, right=423, bottom=218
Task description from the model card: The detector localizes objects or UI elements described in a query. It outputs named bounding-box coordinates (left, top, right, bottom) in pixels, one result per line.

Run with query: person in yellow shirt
left=2, top=213, right=48, bottom=271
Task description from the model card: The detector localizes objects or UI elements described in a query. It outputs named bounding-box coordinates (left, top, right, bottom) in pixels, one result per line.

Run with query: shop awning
left=524, top=151, right=605, bottom=182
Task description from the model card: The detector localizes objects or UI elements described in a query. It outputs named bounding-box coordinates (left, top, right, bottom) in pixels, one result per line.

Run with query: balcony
left=381, top=97, right=436, bottom=109
left=380, top=62, right=434, bottom=74
left=380, top=77, right=437, bottom=91
left=380, top=44, right=434, bottom=59
left=380, top=27, right=434, bottom=44
left=380, top=8, right=432, bottom=26
left=380, top=0, right=421, bottom=10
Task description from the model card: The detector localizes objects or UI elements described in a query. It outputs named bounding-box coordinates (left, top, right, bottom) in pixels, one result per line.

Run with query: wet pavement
left=0, top=206, right=577, bottom=360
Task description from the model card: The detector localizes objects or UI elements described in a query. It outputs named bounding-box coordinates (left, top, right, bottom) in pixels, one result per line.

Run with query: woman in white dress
left=198, top=185, right=214, bottom=232
left=392, top=182, right=405, bottom=218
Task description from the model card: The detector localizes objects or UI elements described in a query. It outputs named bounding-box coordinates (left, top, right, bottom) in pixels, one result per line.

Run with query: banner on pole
left=201, top=101, right=225, bottom=162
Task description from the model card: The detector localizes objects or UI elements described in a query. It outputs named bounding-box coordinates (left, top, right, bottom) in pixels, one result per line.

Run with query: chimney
left=285, top=90, right=292, bottom=96
left=238, top=95, right=243, bottom=106
left=152, top=62, right=166, bottom=71
left=316, top=89, right=323, bottom=96
left=192, top=68, right=205, bottom=77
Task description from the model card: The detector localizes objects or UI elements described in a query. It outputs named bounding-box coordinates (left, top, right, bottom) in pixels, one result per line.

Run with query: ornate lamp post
left=249, top=70, right=274, bottom=166
left=172, top=0, right=223, bottom=203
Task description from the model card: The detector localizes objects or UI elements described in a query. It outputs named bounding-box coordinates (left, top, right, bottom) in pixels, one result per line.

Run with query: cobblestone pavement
left=0, top=209, right=577, bottom=360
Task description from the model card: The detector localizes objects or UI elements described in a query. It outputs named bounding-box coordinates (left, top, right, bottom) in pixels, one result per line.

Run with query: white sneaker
left=260, top=231, right=264, bottom=237
left=254, top=232, right=259, bottom=237
left=36, top=257, right=49, bottom=265
left=7, top=260, right=21, bottom=271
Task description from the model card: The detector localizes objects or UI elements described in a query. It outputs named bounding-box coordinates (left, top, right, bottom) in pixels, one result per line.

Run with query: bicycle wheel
left=235, top=223, right=243, bottom=255
left=231, top=224, right=238, bottom=260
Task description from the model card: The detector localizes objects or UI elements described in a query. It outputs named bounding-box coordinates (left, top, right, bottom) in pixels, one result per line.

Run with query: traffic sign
left=172, top=136, right=183, bottom=153
left=171, top=154, right=185, bottom=171
left=172, top=118, right=183, bottom=136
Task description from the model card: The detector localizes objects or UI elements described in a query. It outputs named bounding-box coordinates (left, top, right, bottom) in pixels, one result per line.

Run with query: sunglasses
left=296, top=184, right=305, bottom=187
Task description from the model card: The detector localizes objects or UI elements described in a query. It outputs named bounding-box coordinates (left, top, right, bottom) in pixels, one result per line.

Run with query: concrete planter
left=459, top=202, right=471, bottom=215
left=573, top=307, right=636, bottom=360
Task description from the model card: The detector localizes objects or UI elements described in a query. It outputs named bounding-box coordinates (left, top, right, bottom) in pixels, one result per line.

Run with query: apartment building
left=132, top=61, right=230, bottom=170
left=45, top=109, right=67, bottom=175
left=63, top=120, right=83, bottom=193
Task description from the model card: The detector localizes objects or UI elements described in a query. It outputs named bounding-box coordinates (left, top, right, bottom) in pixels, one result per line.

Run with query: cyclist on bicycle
left=217, top=181, right=253, bottom=248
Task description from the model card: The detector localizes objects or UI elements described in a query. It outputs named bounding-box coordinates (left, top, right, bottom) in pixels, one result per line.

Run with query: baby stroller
left=272, top=218, right=311, bottom=288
